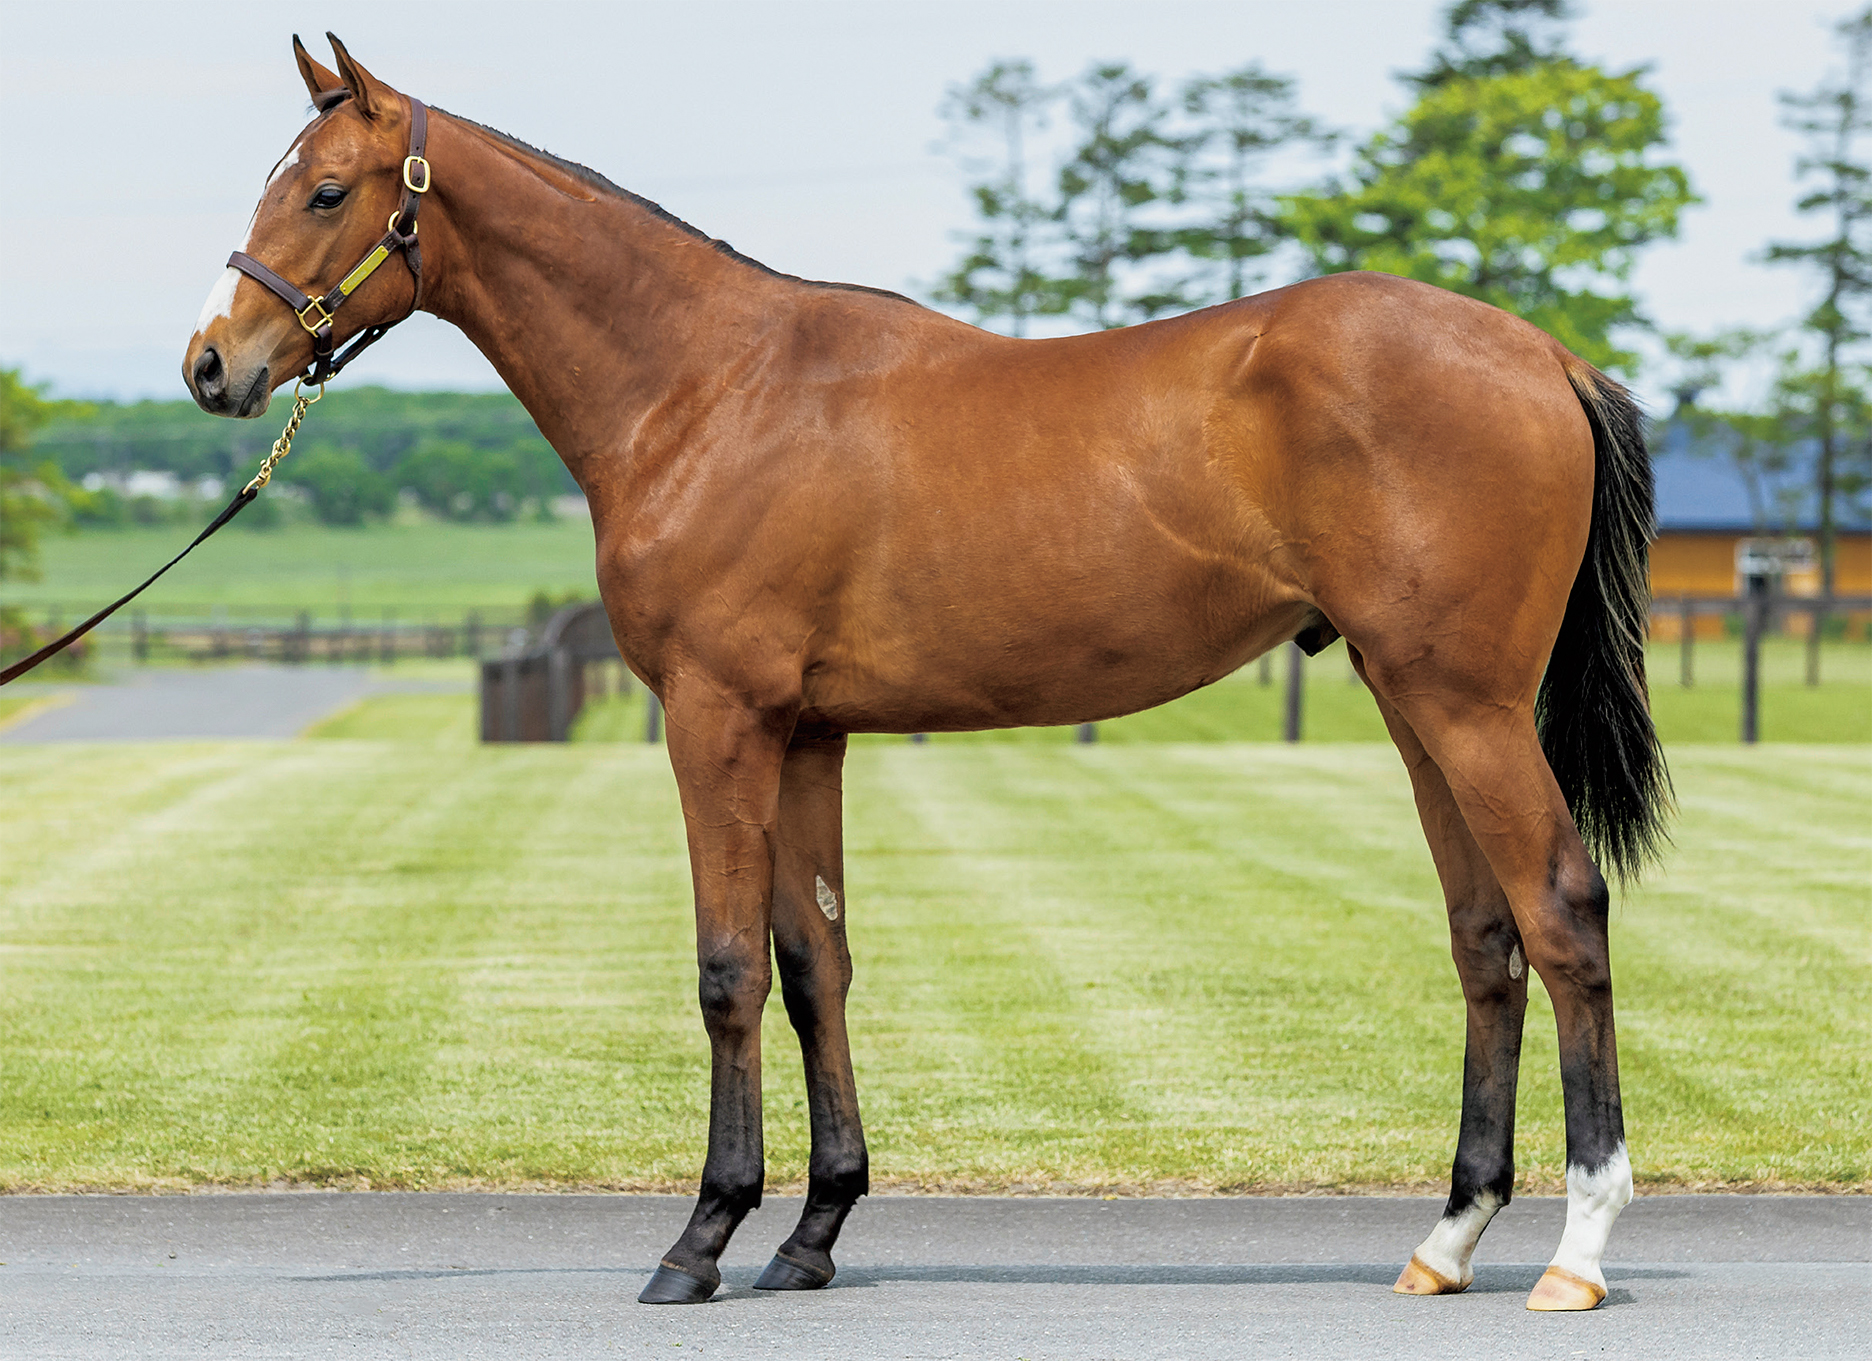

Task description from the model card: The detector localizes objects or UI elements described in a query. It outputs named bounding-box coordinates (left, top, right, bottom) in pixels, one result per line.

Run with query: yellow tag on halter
left=337, top=243, right=393, bottom=299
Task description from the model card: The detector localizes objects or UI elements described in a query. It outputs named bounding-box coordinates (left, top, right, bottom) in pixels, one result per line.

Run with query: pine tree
left=932, top=61, right=1065, bottom=336
left=1053, top=64, right=1187, bottom=328
left=1175, top=65, right=1330, bottom=305
left=1765, top=5, right=1872, bottom=629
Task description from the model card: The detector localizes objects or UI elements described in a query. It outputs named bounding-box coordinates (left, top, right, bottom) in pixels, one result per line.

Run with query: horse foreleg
left=755, top=731, right=869, bottom=1291
left=639, top=694, right=790, bottom=1306
left=1363, top=678, right=1527, bottom=1297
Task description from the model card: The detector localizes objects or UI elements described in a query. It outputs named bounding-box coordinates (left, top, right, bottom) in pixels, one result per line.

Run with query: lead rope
left=0, top=383, right=324, bottom=686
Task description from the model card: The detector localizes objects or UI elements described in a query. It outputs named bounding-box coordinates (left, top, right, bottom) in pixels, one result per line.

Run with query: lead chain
left=242, top=380, right=324, bottom=494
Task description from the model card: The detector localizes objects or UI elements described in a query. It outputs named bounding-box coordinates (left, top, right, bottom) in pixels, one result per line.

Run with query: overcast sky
left=0, top=0, right=1856, bottom=411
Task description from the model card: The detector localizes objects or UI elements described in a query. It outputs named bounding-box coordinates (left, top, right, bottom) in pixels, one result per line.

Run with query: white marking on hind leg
left=1548, top=1142, right=1632, bottom=1291
left=1410, top=1191, right=1501, bottom=1288
left=192, top=267, right=241, bottom=337
left=814, top=875, right=839, bottom=922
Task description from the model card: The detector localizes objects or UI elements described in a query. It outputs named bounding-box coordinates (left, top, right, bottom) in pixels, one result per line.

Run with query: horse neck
left=419, top=114, right=787, bottom=481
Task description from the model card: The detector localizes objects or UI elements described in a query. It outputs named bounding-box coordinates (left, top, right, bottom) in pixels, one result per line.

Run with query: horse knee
left=698, top=942, right=771, bottom=1039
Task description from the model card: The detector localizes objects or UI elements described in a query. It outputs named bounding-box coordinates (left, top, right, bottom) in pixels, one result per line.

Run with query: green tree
left=1279, top=1, right=1694, bottom=371
left=1410, top=0, right=1575, bottom=88
left=281, top=446, right=394, bottom=526
left=933, top=60, right=1067, bottom=336
left=1054, top=63, right=1189, bottom=328
left=1765, top=4, right=1872, bottom=610
left=1175, top=65, right=1330, bottom=305
left=401, top=438, right=535, bottom=522
left=1, top=369, right=92, bottom=581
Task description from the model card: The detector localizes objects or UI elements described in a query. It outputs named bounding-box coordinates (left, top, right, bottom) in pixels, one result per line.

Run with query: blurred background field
left=5, top=516, right=597, bottom=618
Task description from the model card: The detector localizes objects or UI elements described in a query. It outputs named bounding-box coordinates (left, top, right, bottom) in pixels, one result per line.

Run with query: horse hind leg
left=1356, top=662, right=1526, bottom=1297
left=1362, top=647, right=1631, bottom=1312
left=755, top=731, right=869, bottom=1291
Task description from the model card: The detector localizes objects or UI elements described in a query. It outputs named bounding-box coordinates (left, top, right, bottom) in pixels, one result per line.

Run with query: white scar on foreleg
left=193, top=268, right=241, bottom=337
left=814, top=875, right=839, bottom=922
left=1548, top=1142, right=1633, bottom=1291
left=1407, top=1191, right=1501, bottom=1289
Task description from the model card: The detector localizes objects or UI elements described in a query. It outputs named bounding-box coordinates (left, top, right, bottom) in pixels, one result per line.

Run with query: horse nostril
left=193, top=346, right=226, bottom=397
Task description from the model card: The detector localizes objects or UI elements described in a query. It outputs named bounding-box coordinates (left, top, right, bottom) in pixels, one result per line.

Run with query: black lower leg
left=755, top=965, right=867, bottom=1289
left=1445, top=914, right=1528, bottom=1220
left=642, top=955, right=768, bottom=1305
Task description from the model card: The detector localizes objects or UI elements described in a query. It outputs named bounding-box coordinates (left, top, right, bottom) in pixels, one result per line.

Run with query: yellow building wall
left=1648, top=531, right=1872, bottom=639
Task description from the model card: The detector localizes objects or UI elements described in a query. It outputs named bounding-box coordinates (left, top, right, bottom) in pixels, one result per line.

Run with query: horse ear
left=326, top=33, right=389, bottom=121
left=293, top=34, right=343, bottom=105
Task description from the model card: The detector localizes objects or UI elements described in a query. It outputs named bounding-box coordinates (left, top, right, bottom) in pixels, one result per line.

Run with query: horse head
left=183, top=34, right=423, bottom=418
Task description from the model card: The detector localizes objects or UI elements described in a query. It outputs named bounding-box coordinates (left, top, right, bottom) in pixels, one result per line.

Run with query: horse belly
left=802, top=512, right=1310, bottom=735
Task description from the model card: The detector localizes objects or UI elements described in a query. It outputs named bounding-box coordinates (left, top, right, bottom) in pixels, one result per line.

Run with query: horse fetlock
left=807, top=1153, right=870, bottom=1208
left=1397, top=1189, right=1502, bottom=1295
left=1546, top=1141, right=1632, bottom=1291
left=1449, top=1147, right=1515, bottom=1210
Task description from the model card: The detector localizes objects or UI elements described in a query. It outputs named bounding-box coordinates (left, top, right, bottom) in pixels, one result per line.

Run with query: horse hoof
left=1526, top=1265, right=1606, bottom=1311
left=1393, top=1254, right=1467, bottom=1295
left=638, top=1263, right=719, bottom=1305
left=753, top=1252, right=833, bottom=1291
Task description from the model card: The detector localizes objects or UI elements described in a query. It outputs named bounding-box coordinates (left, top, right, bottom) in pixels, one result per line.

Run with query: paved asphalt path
left=0, top=666, right=465, bottom=743
left=0, top=1193, right=1863, bottom=1359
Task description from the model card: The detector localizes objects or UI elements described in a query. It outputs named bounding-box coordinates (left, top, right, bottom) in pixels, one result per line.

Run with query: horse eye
left=310, top=186, right=347, bottom=211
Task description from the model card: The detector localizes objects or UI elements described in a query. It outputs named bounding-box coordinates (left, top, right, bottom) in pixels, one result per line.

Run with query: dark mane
left=434, top=109, right=922, bottom=307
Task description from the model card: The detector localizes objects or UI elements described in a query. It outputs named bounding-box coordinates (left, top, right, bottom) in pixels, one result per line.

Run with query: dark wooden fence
left=480, top=602, right=641, bottom=742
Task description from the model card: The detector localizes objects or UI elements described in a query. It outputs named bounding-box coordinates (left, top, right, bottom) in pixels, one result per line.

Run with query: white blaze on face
left=1410, top=1190, right=1501, bottom=1288
left=815, top=875, right=839, bottom=922
left=192, top=267, right=242, bottom=339
left=1549, top=1142, right=1633, bottom=1291
left=265, top=143, right=301, bottom=190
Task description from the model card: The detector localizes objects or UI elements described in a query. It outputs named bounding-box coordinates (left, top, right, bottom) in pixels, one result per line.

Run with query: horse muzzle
left=185, top=341, right=271, bottom=419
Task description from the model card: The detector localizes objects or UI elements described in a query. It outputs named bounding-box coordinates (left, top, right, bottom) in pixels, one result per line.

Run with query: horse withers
left=182, top=35, right=1670, bottom=1313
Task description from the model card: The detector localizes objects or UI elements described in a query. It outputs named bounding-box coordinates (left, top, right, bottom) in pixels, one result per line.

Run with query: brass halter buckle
left=403, top=155, right=432, bottom=193
left=296, top=294, right=335, bottom=335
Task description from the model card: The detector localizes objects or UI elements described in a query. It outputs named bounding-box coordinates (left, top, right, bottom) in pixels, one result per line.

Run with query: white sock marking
left=1549, top=1142, right=1632, bottom=1289
left=1411, top=1191, right=1501, bottom=1287
left=814, top=875, right=839, bottom=922
left=192, top=267, right=241, bottom=337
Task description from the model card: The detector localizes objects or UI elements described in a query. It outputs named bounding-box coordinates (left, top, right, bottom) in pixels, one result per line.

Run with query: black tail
left=1538, top=362, right=1673, bottom=884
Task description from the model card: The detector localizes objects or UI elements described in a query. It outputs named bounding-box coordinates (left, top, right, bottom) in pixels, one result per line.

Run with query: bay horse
left=183, top=36, right=1670, bottom=1313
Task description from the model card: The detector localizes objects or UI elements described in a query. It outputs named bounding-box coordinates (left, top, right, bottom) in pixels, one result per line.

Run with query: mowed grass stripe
left=0, top=741, right=1865, bottom=1190
left=845, top=746, right=1465, bottom=1188
left=847, top=747, right=1179, bottom=1186
left=1612, top=747, right=1870, bottom=1183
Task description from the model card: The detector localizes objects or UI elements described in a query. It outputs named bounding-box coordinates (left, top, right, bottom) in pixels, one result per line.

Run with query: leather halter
left=228, top=93, right=431, bottom=386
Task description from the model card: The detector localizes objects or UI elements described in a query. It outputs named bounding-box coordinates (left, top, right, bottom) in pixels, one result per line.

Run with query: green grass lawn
left=0, top=738, right=1864, bottom=1194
